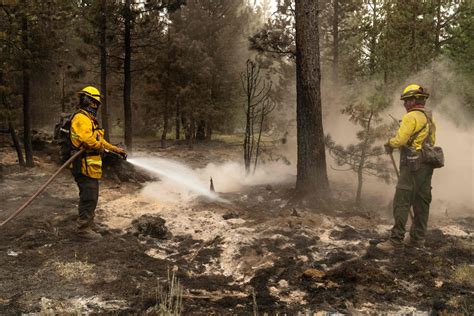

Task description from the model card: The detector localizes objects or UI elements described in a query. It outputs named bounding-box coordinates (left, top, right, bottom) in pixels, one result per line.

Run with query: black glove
left=384, top=143, right=393, bottom=154
left=112, top=146, right=127, bottom=160
left=105, top=148, right=127, bottom=160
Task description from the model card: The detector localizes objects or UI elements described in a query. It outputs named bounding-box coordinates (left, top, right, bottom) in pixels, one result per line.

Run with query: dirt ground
left=0, top=137, right=473, bottom=315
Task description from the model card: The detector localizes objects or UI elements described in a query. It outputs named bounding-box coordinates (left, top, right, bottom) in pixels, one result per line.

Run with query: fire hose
left=0, top=148, right=86, bottom=228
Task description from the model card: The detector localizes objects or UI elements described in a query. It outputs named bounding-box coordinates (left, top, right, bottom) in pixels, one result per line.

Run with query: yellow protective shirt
left=389, top=109, right=436, bottom=150
left=70, top=110, right=117, bottom=179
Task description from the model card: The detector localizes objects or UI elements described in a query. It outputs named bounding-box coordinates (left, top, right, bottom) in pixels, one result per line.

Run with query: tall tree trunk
left=368, top=0, right=377, bottom=75
left=410, top=8, right=418, bottom=72
left=61, top=70, right=66, bottom=112
left=332, top=0, right=339, bottom=82
left=22, top=12, right=34, bottom=167
left=434, top=0, right=441, bottom=56
left=8, top=120, right=25, bottom=166
left=382, top=2, right=391, bottom=85
left=295, top=0, right=330, bottom=198
left=175, top=100, right=180, bottom=140
left=244, top=91, right=252, bottom=173
left=253, top=105, right=265, bottom=174
left=161, top=106, right=169, bottom=148
left=206, top=123, right=212, bottom=140
left=123, top=0, right=133, bottom=152
left=161, top=25, right=172, bottom=148
left=188, top=117, right=195, bottom=148
left=431, top=0, right=442, bottom=101
left=182, top=113, right=189, bottom=140
left=100, top=0, right=110, bottom=141
left=196, top=120, right=206, bottom=140
left=1, top=71, right=25, bottom=166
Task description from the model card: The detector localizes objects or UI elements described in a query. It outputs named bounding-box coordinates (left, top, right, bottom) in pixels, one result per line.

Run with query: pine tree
left=326, top=91, right=392, bottom=206
left=295, top=0, right=330, bottom=200
left=1, top=0, right=77, bottom=167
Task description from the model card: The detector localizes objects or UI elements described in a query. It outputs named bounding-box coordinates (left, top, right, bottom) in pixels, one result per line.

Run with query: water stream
left=128, top=157, right=229, bottom=203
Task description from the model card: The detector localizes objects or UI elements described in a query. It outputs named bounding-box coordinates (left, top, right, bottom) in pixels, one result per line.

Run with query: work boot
left=405, top=236, right=425, bottom=249
left=376, top=240, right=403, bottom=253
left=90, top=222, right=108, bottom=234
left=78, top=227, right=102, bottom=241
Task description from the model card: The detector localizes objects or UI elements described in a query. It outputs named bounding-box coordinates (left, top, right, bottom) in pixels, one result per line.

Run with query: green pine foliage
left=326, top=90, right=392, bottom=205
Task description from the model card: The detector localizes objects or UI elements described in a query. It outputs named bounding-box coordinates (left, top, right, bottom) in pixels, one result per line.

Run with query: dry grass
left=452, top=264, right=474, bottom=286
left=147, top=269, right=183, bottom=316
left=52, top=260, right=96, bottom=281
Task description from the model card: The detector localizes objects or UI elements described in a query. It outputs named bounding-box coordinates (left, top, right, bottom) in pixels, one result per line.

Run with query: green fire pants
left=390, top=163, right=434, bottom=244
left=73, top=173, right=99, bottom=230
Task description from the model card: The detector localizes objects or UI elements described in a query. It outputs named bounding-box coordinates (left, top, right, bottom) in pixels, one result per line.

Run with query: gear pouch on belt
left=422, top=146, right=444, bottom=168
left=406, top=148, right=422, bottom=171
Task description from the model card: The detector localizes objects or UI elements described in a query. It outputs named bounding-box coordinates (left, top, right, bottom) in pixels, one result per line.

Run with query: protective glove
left=113, top=146, right=127, bottom=160
left=384, top=143, right=393, bottom=154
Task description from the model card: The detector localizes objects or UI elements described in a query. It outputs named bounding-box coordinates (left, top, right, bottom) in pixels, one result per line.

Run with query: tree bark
left=22, top=12, right=34, bottom=167
left=100, top=0, right=110, bottom=141
left=161, top=105, right=169, bottom=148
left=206, top=123, right=212, bottom=140
left=295, top=0, right=330, bottom=199
left=61, top=70, right=66, bottom=112
left=161, top=25, right=172, bottom=148
left=410, top=8, right=418, bottom=72
left=253, top=103, right=265, bottom=174
left=161, top=68, right=170, bottom=147
left=1, top=70, right=25, bottom=166
left=196, top=120, right=206, bottom=140
left=244, top=84, right=252, bottom=172
left=8, top=120, right=25, bottom=166
left=368, top=0, right=377, bottom=75
left=431, top=0, right=442, bottom=101
left=123, top=0, right=133, bottom=152
left=332, top=0, right=339, bottom=82
left=188, top=118, right=195, bottom=148
left=434, top=0, right=441, bottom=55
left=175, top=100, right=180, bottom=140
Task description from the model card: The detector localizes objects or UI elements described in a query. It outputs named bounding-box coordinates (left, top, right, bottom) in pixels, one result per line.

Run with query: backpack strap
left=411, top=109, right=435, bottom=146
left=407, top=109, right=429, bottom=147
left=69, top=110, right=83, bottom=149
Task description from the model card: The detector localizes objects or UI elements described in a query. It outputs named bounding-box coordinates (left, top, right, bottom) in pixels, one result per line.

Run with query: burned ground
left=0, top=140, right=473, bottom=314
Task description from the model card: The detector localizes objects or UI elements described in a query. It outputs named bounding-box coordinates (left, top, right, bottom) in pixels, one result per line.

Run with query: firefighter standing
left=377, top=84, right=436, bottom=252
left=71, top=86, right=126, bottom=240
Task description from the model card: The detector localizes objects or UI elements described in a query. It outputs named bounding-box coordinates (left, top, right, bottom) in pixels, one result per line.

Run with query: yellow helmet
left=400, top=84, right=429, bottom=100
left=78, top=86, right=102, bottom=105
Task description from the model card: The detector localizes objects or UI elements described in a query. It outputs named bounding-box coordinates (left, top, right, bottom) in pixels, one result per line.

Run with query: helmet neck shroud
left=79, top=94, right=99, bottom=117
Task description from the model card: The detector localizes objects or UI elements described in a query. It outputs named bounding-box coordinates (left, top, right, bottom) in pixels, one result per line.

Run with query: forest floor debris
left=0, top=140, right=473, bottom=314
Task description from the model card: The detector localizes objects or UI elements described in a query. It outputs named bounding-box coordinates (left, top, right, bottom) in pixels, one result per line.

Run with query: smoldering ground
left=1, top=133, right=473, bottom=314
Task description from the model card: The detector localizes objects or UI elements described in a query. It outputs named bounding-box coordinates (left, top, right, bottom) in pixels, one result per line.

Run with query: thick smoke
left=324, top=59, right=474, bottom=215
left=138, top=60, right=471, bottom=216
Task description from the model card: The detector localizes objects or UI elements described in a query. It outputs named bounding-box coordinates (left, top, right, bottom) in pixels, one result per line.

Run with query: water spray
left=128, top=157, right=229, bottom=203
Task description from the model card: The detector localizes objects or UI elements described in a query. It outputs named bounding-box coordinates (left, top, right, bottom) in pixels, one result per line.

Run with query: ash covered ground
left=0, top=138, right=472, bottom=314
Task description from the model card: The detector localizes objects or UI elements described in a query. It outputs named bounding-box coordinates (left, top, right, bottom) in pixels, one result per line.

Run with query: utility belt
left=400, top=146, right=444, bottom=171
left=71, top=148, right=101, bottom=175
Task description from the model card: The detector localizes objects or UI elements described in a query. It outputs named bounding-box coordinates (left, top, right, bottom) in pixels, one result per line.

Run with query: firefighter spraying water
left=0, top=86, right=127, bottom=241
